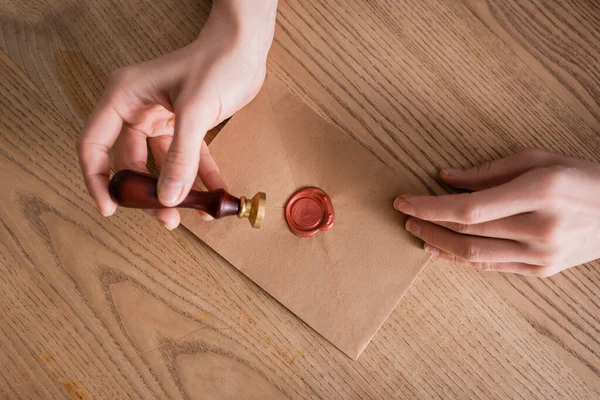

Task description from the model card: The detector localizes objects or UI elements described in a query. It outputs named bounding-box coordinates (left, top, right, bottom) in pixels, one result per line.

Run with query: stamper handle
left=108, top=169, right=239, bottom=218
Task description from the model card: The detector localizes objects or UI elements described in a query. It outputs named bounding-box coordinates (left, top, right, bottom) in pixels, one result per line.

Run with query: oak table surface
left=0, top=0, right=599, bottom=399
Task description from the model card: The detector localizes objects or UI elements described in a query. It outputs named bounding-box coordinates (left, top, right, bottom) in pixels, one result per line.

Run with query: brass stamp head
left=238, top=192, right=266, bottom=229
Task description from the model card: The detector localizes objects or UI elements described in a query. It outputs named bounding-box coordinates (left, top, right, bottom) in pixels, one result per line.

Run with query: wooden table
left=1, top=1, right=599, bottom=398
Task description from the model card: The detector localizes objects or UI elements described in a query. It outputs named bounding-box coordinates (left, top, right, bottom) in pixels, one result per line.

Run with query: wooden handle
left=108, top=170, right=240, bottom=219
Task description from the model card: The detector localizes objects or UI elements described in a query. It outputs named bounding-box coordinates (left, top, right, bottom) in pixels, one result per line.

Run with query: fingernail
left=405, top=218, right=421, bottom=236
left=161, top=219, right=178, bottom=230
left=201, top=213, right=214, bottom=221
left=424, top=244, right=440, bottom=256
left=158, top=177, right=183, bottom=205
left=394, top=197, right=415, bottom=215
left=441, top=168, right=461, bottom=178
left=99, top=203, right=116, bottom=217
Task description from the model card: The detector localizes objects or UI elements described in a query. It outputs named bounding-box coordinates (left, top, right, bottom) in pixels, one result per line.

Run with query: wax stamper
left=285, top=187, right=334, bottom=237
left=109, top=170, right=266, bottom=228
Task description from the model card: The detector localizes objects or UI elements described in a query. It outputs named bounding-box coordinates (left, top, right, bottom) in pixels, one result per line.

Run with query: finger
left=150, top=134, right=210, bottom=221
left=196, top=141, right=225, bottom=220
left=149, top=136, right=219, bottom=192
left=146, top=135, right=183, bottom=227
left=199, top=141, right=227, bottom=191
left=114, top=125, right=148, bottom=172
left=76, top=95, right=123, bottom=216
left=432, top=212, right=543, bottom=241
left=405, top=217, right=544, bottom=264
left=146, top=208, right=180, bottom=230
left=394, top=168, right=549, bottom=224
left=423, top=244, right=555, bottom=277
left=115, top=127, right=181, bottom=229
left=148, top=134, right=171, bottom=169
left=157, top=108, right=206, bottom=206
left=439, top=148, right=560, bottom=191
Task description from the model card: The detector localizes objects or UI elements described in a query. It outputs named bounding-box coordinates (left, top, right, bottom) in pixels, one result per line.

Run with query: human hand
left=394, top=148, right=600, bottom=277
left=76, top=0, right=277, bottom=229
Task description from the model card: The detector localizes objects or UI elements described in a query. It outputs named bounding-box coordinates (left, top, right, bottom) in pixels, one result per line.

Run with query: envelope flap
left=207, top=81, right=297, bottom=207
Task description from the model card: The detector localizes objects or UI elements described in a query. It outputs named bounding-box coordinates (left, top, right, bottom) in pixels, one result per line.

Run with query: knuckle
left=459, top=242, right=482, bottom=262
left=518, top=147, right=548, bottom=162
left=450, top=223, right=471, bottom=234
left=418, top=208, right=436, bottom=221
left=475, top=160, right=494, bottom=174
left=543, top=196, right=564, bottom=212
left=440, top=251, right=457, bottom=262
left=535, top=266, right=558, bottom=278
left=475, top=262, right=494, bottom=272
left=541, top=233, right=561, bottom=248
left=127, top=160, right=148, bottom=172
left=540, top=247, right=561, bottom=266
left=538, top=166, right=570, bottom=197
left=164, top=149, right=196, bottom=169
left=404, top=199, right=432, bottom=220
left=418, top=224, right=436, bottom=244
left=538, top=218, right=562, bottom=245
left=459, top=203, right=482, bottom=224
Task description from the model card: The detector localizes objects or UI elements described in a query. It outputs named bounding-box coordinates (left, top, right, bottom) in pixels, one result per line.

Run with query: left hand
left=394, top=148, right=600, bottom=277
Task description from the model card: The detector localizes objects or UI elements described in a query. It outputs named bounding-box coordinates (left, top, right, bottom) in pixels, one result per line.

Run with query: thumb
left=158, top=108, right=206, bottom=206
left=440, top=148, right=560, bottom=191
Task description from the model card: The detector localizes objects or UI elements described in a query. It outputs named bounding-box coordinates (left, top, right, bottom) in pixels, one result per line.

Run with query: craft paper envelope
left=182, top=77, right=430, bottom=359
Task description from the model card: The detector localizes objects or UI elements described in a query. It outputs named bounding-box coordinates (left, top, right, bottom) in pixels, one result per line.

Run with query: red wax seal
left=285, top=187, right=334, bottom=237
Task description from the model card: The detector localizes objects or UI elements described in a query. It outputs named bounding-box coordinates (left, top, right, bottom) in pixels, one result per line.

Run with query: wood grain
left=462, top=0, right=600, bottom=133
left=0, top=0, right=599, bottom=398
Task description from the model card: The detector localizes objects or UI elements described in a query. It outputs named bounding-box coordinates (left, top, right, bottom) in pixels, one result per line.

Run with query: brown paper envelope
left=181, top=76, right=430, bottom=359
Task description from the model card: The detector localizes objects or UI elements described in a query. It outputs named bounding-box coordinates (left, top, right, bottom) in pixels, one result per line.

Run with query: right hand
left=76, top=3, right=277, bottom=229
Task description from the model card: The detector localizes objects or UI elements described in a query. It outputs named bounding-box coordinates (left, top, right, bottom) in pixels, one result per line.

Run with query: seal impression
left=284, top=187, right=334, bottom=237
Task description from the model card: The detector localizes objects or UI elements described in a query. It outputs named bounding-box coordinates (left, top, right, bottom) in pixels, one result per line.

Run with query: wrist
left=210, top=0, right=278, bottom=25
left=207, top=0, right=277, bottom=57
